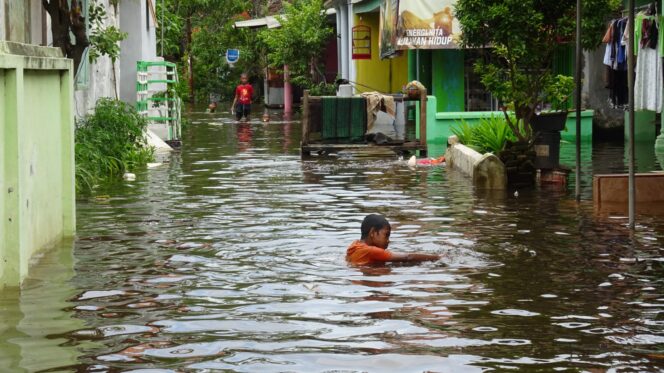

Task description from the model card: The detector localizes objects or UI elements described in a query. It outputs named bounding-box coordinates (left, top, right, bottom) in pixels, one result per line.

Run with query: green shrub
left=75, top=99, right=154, bottom=193
left=451, top=115, right=518, bottom=154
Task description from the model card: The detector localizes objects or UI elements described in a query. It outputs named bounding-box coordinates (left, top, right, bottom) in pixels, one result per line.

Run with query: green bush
left=451, top=116, right=518, bottom=154
left=75, top=99, right=154, bottom=193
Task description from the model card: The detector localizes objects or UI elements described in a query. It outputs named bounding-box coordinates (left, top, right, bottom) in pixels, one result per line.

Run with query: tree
left=455, top=0, right=620, bottom=141
left=156, top=0, right=264, bottom=103
left=259, top=0, right=333, bottom=89
left=42, top=0, right=90, bottom=72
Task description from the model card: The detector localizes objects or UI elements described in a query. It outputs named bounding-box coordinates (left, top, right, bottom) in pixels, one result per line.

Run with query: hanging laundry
left=634, top=14, right=663, bottom=112
left=603, top=18, right=629, bottom=108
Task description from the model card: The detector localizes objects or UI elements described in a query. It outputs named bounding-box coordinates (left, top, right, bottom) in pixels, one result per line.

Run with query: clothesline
left=621, top=3, right=657, bottom=16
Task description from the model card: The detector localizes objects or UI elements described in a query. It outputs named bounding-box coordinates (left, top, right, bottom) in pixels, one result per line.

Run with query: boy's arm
left=389, top=252, right=441, bottom=263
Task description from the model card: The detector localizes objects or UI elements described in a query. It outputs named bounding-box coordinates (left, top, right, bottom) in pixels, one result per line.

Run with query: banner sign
left=380, top=0, right=461, bottom=58
left=379, top=0, right=399, bottom=59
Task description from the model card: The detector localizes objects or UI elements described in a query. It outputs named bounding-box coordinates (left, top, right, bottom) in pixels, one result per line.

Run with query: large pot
left=530, top=111, right=567, bottom=170
left=530, top=111, right=568, bottom=132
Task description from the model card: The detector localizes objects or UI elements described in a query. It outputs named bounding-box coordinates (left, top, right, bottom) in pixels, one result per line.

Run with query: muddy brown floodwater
left=1, top=109, right=663, bottom=372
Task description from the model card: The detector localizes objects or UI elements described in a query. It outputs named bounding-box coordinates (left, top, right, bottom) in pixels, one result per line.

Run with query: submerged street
left=1, top=109, right=663, bottom=372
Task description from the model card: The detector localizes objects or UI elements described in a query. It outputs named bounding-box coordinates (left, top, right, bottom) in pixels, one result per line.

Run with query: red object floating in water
left=417, top=156, right=446, bottom=166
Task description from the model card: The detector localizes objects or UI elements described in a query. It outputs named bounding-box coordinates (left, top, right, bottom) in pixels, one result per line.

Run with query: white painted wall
left=119, top=0, right=157, bottom=104
left=0, top=0, right=5, bottom=41
left=29, top=0, right=44, bottom=45
left=74, top=0, right=119, bottom=116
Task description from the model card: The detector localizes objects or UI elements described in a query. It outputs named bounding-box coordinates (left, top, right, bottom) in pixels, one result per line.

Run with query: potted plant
left=455, top=0, right=618, bottom=142
left=531, top=74, right=575, bottom=133
left=455, top=0, right=618, bottom=180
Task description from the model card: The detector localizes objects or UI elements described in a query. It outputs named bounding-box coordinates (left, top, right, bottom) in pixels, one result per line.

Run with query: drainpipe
left=284, top=64, right=292, bottom=115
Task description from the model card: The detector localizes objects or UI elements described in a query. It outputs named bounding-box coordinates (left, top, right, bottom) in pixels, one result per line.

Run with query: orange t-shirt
left=346, top=240, right=393, bottom=265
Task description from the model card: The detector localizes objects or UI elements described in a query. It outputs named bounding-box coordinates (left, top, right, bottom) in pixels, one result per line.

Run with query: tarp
left=380, top=0, right=461, bottom=57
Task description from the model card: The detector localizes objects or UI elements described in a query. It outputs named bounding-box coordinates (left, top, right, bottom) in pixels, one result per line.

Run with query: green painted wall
left=432, top=50, right=465, bottom=112
left=0, top=41, right=75, bottom=289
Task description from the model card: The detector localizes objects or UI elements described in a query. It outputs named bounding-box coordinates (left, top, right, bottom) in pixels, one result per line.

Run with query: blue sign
left=226, top=49, right=240, bottom=64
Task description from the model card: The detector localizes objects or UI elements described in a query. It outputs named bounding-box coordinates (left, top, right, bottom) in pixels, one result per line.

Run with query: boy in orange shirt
left=347, top=214, right=441, bottom=265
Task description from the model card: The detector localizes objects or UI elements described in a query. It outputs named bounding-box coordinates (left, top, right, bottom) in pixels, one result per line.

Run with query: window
left=464, top=49, right=499, bottom=111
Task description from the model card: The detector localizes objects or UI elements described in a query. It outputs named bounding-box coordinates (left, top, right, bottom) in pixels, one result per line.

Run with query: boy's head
left=361, top=214, right=391, bottom=249
left=240, top=73, right=249, bottom=84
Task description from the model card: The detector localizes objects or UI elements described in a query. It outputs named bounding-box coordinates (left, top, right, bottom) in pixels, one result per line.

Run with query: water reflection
left=0, top=110, right=662, bottom=372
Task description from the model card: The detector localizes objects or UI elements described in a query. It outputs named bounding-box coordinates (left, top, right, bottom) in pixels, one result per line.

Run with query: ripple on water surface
left=1, top=112, right=663, bottom=372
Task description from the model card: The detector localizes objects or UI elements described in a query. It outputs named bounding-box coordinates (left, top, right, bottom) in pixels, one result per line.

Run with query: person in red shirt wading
left=347, top=214, right=442, bottom=266
left=232, top=73, right=254, bottom=122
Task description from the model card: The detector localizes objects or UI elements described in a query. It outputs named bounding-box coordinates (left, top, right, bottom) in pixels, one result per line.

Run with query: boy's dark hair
left=361, top=214, right=390, bottom=239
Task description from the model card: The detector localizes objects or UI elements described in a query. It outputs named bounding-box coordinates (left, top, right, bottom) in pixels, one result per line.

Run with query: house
left=0, top=0, right=75, bottom=288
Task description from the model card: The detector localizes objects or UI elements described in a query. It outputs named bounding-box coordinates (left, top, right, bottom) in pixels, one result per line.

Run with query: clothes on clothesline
left=603, top=17, right=628, bottom=108
left=634, top=15, right=663, bottom=112
left=602, top=12, right=664, bottom=112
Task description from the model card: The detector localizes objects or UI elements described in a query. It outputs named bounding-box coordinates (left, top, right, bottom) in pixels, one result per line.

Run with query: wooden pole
left=284, top=64, right=292, bottom=115
left=302, top=90, right=310, bottom=146
left=420, top=88, right=427, bottom=154
left=628, top=0, right=636, bottom=229
left=575, top=0, right=582, bottom=201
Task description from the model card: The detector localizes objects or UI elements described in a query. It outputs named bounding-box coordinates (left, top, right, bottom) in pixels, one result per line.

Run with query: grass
left=451, top=115, right=518, bottom=154
left=75, top=99, right=155, bottom=194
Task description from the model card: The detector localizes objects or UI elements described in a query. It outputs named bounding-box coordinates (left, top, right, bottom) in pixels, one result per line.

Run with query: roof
left=234, top=9, right=337, bottom=29
left=234, top=16, right=283, bottom=29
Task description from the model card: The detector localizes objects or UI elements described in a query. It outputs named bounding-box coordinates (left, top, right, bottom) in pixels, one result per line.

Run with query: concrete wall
left=353, top=12, right=408, bottom=93
left=120, top=0, right=157, bottom=104
left=1, top=0, right=30, bottom=43
left=0, top=41, right=75, bottom=289
left=75, top=0, right=120, bottom=116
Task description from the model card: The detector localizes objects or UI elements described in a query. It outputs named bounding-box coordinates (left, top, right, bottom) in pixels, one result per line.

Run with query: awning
left=234, top=16, right=282, bottom=29
left=234, top=9, right=336, bottom=29
left=354, top=0, right=381, bottom=14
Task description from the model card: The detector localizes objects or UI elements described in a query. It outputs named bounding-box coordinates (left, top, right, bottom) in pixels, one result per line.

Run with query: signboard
left=226, top=49, right=240, bottom=64
left=379, top=0, right=399, bottom=59
left=380, top=0, right=461, bottom=57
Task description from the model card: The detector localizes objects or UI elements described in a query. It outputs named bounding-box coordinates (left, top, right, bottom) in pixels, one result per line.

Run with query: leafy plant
left=259, top=0, right=334, bottom=90
left=452, top=116, right=518, bottom=154
left=451, top=120, right=476, bottom=148
left=456, top=0, right=621, bottom=142
left=88, top=1, right=127, bottom=63
left=309, top=82, right=337, bottom=96
left=545, top=74, right=575, bottom=111
left=75, top=99, right=154, bottom=194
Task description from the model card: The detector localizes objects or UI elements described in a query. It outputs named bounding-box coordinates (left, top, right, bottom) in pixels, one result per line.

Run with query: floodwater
left=1, top=109, right=664, bottom=372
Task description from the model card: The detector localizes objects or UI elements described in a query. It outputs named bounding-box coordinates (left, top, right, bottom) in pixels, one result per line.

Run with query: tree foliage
left=259, top=0, right=333, bottom=88
left=455, top=0, right=620, bottom=141
left=88, top=2, right=127, bottom=63
left=157, top=0, right=266, bottom=103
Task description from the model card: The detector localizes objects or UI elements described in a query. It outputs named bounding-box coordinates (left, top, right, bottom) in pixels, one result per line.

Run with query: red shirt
left=346, top=240, right=393, bottom=265
left=235, top=84, right=253, bottom=105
